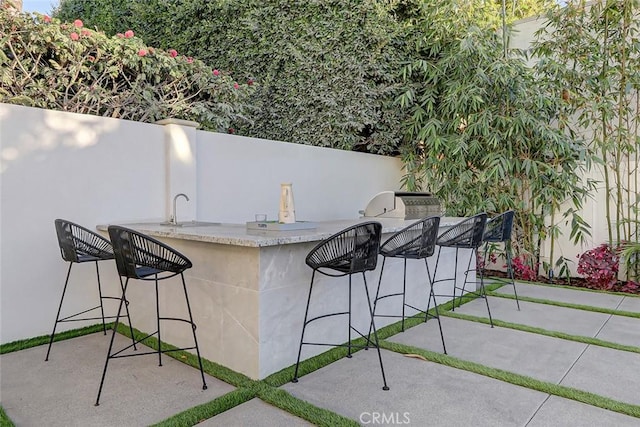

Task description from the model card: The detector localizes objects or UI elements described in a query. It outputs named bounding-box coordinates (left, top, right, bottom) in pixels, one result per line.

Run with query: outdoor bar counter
left=98, top=217, right=468, bottom=379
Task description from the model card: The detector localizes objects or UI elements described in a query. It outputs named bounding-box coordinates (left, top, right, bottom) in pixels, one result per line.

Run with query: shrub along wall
left=0, top=9, right=254, bottom=132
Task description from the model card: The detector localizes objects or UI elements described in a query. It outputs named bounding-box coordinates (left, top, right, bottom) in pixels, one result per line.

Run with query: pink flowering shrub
left=577, top=244, right=619, bottom=290
left=0, top=10, right=256, bottom=133
left=511, top=256, right=538, bottom=281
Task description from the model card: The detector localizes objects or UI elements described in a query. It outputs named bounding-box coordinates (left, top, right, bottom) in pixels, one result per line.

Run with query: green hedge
left=0, top=8, right=255, bottom=132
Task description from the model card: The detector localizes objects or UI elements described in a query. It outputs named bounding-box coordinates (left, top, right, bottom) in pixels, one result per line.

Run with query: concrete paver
left=3, top=282, right=640, bottom=426
left=388, top=317, right=588, bottom=383
left=492, top=282, right=624, bottom=309
left=0, top=333, right=233, bottom=427
left=617, top=295, right=640, bottom=313
left=455, top=296, right=611, bottom=337
left=282, top=349, right=547, bottom=427
left=559, top=345, right=640, bottom=406
left=527, top=396, right=640, bottom=427
left=201, top=398, right=314, bottom=426
left=595, top=314, right=640, bottom=347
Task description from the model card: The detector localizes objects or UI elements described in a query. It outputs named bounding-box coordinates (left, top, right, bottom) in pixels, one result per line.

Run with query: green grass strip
left=0, top=323, right=110, bottom=354
left=0, top=406, right=15, bottom=427
left=442, top=310, right=640, bottom=354
left=151, top=387, right=257, bottom=427
left=258, top=386, right=359, bottom=427
left=380, top=340, right=640, bottom=419
left=487, top=291, right=640, bottom=318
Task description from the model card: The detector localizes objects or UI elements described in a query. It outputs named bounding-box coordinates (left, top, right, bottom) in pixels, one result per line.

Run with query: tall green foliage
left=397, top=0, right=593, bottom=270
left=533, top=0, right=640, bottom=280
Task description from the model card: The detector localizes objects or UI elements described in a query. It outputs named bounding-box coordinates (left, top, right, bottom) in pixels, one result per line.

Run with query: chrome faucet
left=171, top=193, right=189, bottom=225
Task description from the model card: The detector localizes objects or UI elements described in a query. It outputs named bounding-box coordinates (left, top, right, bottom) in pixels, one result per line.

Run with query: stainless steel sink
left=160, top=221, right=220, bottom=227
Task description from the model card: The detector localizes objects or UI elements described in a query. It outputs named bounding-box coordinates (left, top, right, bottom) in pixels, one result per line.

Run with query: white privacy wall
left=0, top=104, right=165, bottom=344
left=0, top=103, right=403, bottom=344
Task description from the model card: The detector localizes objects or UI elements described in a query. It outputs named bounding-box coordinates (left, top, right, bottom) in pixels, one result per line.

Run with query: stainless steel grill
left=362, top=191, right=442, bottom=220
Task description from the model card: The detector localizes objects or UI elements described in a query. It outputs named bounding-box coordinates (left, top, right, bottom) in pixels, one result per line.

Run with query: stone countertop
left=97, top=217, right=465, bottom=248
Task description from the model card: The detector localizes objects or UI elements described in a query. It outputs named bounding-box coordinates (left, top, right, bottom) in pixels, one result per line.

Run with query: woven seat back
left=306, top=221, right=382, bottom=274
left=380, top=216, right=440, bottom=259
left=108, top=226, right=192, bottom=279
left=436, top=213, right=488, bottom=249
left=55, top=219, right=114, bottom=263
left=483, top=210, right=514, bottom=243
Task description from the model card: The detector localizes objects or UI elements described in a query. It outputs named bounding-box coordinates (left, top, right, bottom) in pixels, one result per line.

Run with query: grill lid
left=362, top=191, right=441, bottom=219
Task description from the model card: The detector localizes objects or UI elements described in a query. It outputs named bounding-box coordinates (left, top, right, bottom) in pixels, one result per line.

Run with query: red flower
left=116, top=33, right=124, bottom=38
left=213, top=69, right=220, bottom=76
left=247, top=79, right=254, bottom=85
left=124, top=30, right=134, bottom=39
left=138, top=49, right=147, bottom=57
left=233, top=82, right=239, bottom=89
left=70, top=32, right=79, bottom=41
left=228, top=128, right=235, bottom=134
left=81, top=29, right=91, bottom=37
left=186, top=57, right=193, bottom=63
left=168, top=49, right=178, bottom=58
left=74, top=19, right=83, bottom=28
left=43, top=15, right=51, bottom=23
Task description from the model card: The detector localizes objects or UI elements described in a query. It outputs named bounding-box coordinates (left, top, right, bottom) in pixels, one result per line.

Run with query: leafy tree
left=397, top=0, right=593, bottom=272
left=533, top=0, right=640, bottom=281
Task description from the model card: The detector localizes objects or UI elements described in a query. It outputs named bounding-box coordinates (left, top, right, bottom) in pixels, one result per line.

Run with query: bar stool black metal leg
left=119, top=276, right=138, bottom=350
left=423, top=259, right=433, bottom=323
left=155, top=275, right=162, bottom=367
left=366, top=257, right=387, bottom=348
left=451, top=248, right=459, bottom=310
left=423, top=259, right=447, bottom=354
left=506, top=241, right=520, bottom=310
left=292, top=271, right=315, bottom=382
left=427, top=249, right=440, bottom=318
left=479, top=271, right=494, bottom=328
left=457, top=248, right=475, bottom=308
left=430, top=282, right=447, bottom=354
left=95, top=278, right=129, bottom=406
left=45, top=263, right=73, bottom=361
left=95, top=261, right=108, bottom=335
left=362, top=273, right=389, bottom=391
left=347, top=275, right=353, bottom=358
left=401, top=259, right=407, bottom=332
left=180, top=273, right=207, bottom=390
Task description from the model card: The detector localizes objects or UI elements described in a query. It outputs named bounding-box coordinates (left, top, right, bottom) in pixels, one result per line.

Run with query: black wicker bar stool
left=45, top=219, right=136, bottom=361
left=431, top=213, right=493, bottom=327
left=483, top=210, right=519, bottom=310
left=370, top=216, right=446, bottom=353
left=292, top=221, right=389, bottom=390
left=95, top=225, right=207, bottom=406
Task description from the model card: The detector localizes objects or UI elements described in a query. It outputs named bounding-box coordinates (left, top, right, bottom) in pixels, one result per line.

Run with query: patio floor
left=2, top=282, right=640, bottom=426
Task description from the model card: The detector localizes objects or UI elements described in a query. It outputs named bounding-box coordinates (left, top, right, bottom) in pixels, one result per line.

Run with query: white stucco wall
left=196, top=132, right=403, bottom=223
left=0, top=103, right=404, bottom=344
